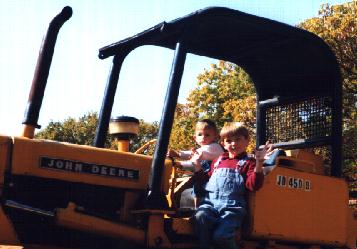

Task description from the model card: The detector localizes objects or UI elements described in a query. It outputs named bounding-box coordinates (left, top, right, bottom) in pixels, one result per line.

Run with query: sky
left=0, top=0, right=350, bottom=136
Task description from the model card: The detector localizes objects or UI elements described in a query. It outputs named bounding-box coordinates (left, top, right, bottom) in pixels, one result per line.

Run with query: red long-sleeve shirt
left=203, top=152, right=264, bottom=191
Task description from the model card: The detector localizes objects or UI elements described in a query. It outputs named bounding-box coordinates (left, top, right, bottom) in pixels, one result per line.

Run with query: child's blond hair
left=220, top=122, right=250, bottom=140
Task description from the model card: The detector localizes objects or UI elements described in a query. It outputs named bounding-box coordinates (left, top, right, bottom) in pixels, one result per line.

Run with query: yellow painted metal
left=117, top=140, right=129, bottom=152
left=346, top=207, right=357, bottom=249
left=147, top=214, right=171, bottom=248
left=20, top=124, right=35, bottom=139
left=0, top=246, right=23, bottom=249
left=0, top=135, right=12, bottom=192
left=285, top=150, right=325, bottom=175
left=0, top=136, right=19, bottom=246
left=247, top=165, right=350, bottom=247
left=119, top=190, right=141, bottom=222
left=6, top=136, right=354, bottom=248
left=134, top=139, right=157, bottom=154
left=167, top=167, right=176, bottom=207
left=10, top=137, right=172, bottom=193
left=171, top=217, right=193, bottom=235
left=56, top=202, right=146, bottom=244
left=0, top=207, right=20, bottom=245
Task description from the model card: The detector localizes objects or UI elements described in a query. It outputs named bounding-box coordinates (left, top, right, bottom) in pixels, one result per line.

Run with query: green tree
left=187, top=61, right=255, bottom=128
left=35, top=112, right=99, bottom=146
left=169, top=61, right=257, bottom=152
left=36, top=112, right=159, bottom=154
left=130, top=120, right=159, bottom=154
left=299, top=1, right=356, bottom=190
left=169, top=103, right=197, bottom=151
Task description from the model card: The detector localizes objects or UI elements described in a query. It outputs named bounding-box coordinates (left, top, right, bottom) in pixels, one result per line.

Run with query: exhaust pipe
left=21, top=6, right=72, bottom=138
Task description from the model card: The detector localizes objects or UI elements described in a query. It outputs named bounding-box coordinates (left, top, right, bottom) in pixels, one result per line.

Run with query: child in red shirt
left=192, top=122, right=270, bottom=249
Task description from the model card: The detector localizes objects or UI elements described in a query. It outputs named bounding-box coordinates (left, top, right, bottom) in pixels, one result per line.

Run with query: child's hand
left=188, top=148, right=198, bottom=159
left=173, top=161, right=182, bottom=169
left=263, top=143, right=275, bottom=159
left=255, top=142, right=272, bottom=172
left=190, top=150, right=203, bottom=172
left=191, top=150, right=203, bottom=161
left=167, top=149, right=179, bottom=158
left=256, top=142, right=273, bottom=162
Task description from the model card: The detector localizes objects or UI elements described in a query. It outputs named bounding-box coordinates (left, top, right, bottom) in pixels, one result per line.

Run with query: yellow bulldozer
left=0, top=6, right=356, bottom=249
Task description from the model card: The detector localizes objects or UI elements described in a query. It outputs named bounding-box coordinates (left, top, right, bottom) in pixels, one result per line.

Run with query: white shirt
left=179, top=143, right=224, bottom=171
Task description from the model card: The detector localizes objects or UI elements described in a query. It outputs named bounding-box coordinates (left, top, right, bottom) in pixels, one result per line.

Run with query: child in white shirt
left=167, top=119, right=224, bottom=207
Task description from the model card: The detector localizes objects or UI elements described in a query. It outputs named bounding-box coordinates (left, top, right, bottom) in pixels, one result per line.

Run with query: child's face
left=222, top=135, right=249, bottom=157
left=194, top=127, right=217, bottom=146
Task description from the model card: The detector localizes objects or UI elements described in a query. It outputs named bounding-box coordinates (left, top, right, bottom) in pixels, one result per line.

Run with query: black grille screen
left=266, top=97, right=332, bottom=144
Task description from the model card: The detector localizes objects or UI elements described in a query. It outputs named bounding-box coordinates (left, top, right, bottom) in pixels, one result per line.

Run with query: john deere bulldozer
left=0, top=6, right=356, bottom=249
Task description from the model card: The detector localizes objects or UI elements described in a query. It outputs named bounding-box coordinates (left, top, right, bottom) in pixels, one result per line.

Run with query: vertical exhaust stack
left=21, top=6, right=72, bottom=138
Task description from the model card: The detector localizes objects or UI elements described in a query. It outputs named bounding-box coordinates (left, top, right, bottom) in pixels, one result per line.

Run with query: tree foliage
left=35, top=112, right=99, bottom=146
left=187, top=61, right=255, bottom=128
left=35, top=112, right=159, bottom=154
left=130, top=120, right=159, bottom=154
left=299, top=2, right=356, bottom=126
left=169, top=103, right=197, bottom=151
left=169, top=61, right=257, bottom=153
left=299, top=1, right=356, bottom=190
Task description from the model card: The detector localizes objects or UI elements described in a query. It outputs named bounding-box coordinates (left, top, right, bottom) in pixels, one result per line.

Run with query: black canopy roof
left=96, top=7, right=342, bottom=180
left=99, top=6, right=341, bottom=101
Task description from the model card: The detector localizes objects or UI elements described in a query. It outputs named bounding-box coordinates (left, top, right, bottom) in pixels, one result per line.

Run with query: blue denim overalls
left=194, top=155, right=249, bottom=249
